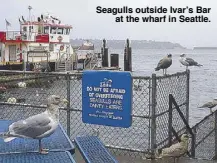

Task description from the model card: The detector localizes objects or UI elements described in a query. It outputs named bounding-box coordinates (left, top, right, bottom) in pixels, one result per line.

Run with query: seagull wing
left=199, top=102, right=216, bottom=108
left=156, top=58, right=164, bottom=67
left=8, top=113, right=52, bottom=139
left=185, top=58, right=199, bottom=66
left=155, top=57, right=172, bottom=70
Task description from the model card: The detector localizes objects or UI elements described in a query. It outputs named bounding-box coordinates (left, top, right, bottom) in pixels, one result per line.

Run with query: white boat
left=0, top=7, right=76, bottom=71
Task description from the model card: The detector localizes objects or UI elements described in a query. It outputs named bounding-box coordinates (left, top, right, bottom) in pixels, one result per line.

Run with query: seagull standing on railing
left=156, top=134, right=190, bottom=162
left=179, top=54, right=202, bottom=70
left=0, top=95, right=68, bottom=154
left=198, top=99, right=217, bottom=114
left=155, top=54, right=172, bottom=76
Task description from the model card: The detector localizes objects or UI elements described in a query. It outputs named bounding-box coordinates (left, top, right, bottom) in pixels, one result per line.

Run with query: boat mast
left=28, top=6, right=32, bottom=22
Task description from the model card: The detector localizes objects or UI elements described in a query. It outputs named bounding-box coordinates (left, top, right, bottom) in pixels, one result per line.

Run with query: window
left=44, top=26, right=49, bottom=34
left=38, top=26, right=43, bottom=33
left=66, top=28, right=70, bottom=35
left=63, top=28, right=67, bottom=35
left=29, top=26, right=33, bottom=32
left=50, top=27, right=57, bottom=34
left=57, top=28, right=63, bottom=34
left=23, top=26, right=27, bottom=32
left=49, top=44, right=54, bottom=51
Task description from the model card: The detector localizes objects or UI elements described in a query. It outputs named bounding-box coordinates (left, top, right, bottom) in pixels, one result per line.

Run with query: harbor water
left=106, top=48, right=217, bottom=126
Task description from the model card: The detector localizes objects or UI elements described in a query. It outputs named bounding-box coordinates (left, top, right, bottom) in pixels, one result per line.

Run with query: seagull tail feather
left=198, top=104, right=208, bottom=108
left=0, top=132, right=16, bottom=142
left=155, top=149, right=162, bottom=158
left=196, top=64, right=203, bottom=67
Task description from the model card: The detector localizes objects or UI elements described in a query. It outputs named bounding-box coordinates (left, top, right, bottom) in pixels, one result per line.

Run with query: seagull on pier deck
left=198, top=99, right=217, bottom=114
left=179, top=54, right=202, bottom=70
left=155, top=54, right=172, bottom=75
left=156, top=134, right=190, bottom=163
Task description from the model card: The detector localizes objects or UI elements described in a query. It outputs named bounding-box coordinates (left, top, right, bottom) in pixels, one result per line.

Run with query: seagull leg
left=173, top=157, right=178, bottom=163
left=39, top=139, right=49, bottom=154
left=210, top=108, right=213, bottom=114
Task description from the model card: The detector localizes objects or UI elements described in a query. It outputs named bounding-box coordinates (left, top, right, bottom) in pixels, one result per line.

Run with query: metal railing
left=168, top=94, right=195, bottom=157
left=0, top=70, right=189, bottom=161
left=191, top=110, right=217, bottom=160
left=5, top=31, right=49, bottom=42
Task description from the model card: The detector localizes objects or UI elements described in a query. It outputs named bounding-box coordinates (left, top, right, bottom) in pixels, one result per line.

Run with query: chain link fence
left=0, top=70, right=189, bottom=162
left=154, top=71, right=189, bottom=150
left=191, top=111, right=217, bottom=160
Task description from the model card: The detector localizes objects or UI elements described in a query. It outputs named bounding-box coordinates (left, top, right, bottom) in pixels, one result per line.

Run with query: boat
left=75, top=40, right=102, bottom=70
left=0, top=6, right=121, bottom=72
left=0, top=7, right=76, bottom=72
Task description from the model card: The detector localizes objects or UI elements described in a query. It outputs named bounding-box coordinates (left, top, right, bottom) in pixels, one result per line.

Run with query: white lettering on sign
left=100, top=82, right=112, bottom=88
left=94, top=87, right=102, bottom=91
left=94, top=93, right=123, bottom=99
left=87, top=78, right=127, bottom=120
left=110, top=88, right=126, bottom=94
left=87, top=86, right=92, bottom=91
left=89, top=103, right=104, bottom=109
left=89, top=93, right=94, bottom=97
left=89, top=114, right=98, bottom=117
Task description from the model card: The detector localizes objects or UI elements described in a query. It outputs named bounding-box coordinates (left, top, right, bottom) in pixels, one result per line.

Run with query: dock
left=0, top=68, right=217, bottom=163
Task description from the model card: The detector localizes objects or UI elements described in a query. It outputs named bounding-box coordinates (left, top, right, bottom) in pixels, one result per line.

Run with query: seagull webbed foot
left=39, top=148, right=49, bottom=154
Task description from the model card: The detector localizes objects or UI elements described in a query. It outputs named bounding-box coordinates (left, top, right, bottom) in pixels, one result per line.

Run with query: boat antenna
left=28, top=5, right=33, bottom=22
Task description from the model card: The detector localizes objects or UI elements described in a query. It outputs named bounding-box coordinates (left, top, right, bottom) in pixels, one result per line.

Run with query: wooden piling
left=101, top=39, right=109, bottom=67
left=124, top=39, right=132, bottom=71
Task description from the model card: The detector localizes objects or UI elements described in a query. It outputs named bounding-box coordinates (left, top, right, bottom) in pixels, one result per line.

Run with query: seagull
left=156, top=134, right=189, bottom=162
left=17, top=82, right=26, bottom=88
left=198, top=99, right=217, bottom=114
left=0, top=95, right=68, bottom=154
left=179, top=54, right=202, bottom=70
left=155, top=54, right=172, bottom=75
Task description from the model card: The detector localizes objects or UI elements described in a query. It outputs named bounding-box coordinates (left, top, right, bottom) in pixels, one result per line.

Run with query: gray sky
left=0, top=0, right=216, bottom=48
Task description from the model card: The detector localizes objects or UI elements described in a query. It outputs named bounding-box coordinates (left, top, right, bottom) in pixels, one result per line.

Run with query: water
left=105, top=48, right=217, bottom=126
left=1, top=49, right=216, bottom=153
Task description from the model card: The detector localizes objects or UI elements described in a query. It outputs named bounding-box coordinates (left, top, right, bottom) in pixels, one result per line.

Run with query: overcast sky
left=0, top=0, right=216, bottom=48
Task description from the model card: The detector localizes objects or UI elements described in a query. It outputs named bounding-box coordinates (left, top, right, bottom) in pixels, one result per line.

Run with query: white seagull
left=0, top=95, right=68, bottom=154
left=156, top=134, right=190, bottom=162
left=198, top=99, right=217, bottom=114
left=179, top=54, right=202, bottom=70
left=155, top=54, right=172, bottom=75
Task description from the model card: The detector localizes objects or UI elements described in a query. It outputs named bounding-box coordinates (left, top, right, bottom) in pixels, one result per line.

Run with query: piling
left=110, top=53, right=119, bottom=67
left=101, top=39, right=109, bottom=67
left=124, top=39, right=132, bottom=71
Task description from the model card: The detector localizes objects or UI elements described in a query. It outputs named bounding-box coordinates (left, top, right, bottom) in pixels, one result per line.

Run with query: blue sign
left=82, top=70, right=132, bottom=128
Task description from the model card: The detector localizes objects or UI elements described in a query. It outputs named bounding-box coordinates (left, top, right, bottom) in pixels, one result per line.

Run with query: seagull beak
left=62, top=99, right=69, bottom=104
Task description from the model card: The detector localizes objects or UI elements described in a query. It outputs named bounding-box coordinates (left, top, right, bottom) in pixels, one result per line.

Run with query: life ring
left=60, top=45, right=64, bottom=51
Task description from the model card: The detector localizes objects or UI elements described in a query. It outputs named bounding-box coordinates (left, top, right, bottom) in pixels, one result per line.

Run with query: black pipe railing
left=168, top=94, right=195, bottom=157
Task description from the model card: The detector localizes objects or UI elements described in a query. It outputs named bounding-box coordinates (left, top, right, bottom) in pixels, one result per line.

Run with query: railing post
left=150, top=73, right=157, bottom=158
left=186, top=69, right=190, bottom=123
left=168, top=94, right=173, bottom=146
left=66, top=72, right=71, bottom=137
left=191, top=128, right=196, bottom=158
left=215, top=111, right=217, bottom=159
